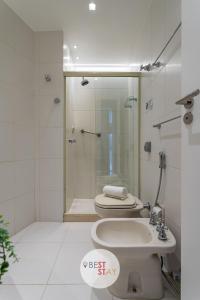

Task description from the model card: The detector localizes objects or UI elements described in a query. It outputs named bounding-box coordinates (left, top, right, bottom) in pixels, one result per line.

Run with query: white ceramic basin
left=91, top=218, right=176, bottom=257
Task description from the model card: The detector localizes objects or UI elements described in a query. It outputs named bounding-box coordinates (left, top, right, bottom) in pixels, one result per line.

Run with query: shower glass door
left=65, top=76, right=139, bottom=214
left=94, top=77, right=139, bottom=196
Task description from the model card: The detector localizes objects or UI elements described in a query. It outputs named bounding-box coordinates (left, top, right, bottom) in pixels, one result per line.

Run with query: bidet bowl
left=91, top=218, right=176, bottom=257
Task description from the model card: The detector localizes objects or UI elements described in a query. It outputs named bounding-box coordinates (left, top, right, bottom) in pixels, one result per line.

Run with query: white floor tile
left=113, top=288, right=178, bottom=300
left=12, top=229, right=27, bottom=244
left=64, top=222, right=94, bottom=243
left=12, top=222, right=70, bottom=243
left=0, top=285, right=45, bottom=300
left=49, top=242, right=93, bottom=284
left=41, top=285, right=112, bottom=300
left=3, top=242, right=61, bottom=284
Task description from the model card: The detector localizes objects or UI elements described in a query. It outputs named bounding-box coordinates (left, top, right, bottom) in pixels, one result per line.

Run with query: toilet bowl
left=95, top=193, right=143, bottom=218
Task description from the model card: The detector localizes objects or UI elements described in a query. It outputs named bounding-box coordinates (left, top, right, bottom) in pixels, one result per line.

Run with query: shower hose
left=154, top=166, right=163, bottom=207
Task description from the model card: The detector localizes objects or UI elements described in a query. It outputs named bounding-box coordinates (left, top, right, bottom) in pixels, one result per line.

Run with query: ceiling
left=4, top=0, right=152, bottom=66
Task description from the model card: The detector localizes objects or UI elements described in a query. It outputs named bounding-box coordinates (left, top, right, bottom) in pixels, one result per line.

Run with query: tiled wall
left=34, top=32, right=64, bottom=222
left=0, top=1, right=35, bottom=234
left=140, top=0, right=181, bottom=264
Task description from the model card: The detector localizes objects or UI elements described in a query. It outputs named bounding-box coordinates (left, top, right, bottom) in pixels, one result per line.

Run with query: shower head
left=81, top=77, right=89, bottom=86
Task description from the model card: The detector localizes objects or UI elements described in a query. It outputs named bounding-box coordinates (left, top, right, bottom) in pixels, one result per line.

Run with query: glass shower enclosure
left=65, top=75, right=140, bottom=216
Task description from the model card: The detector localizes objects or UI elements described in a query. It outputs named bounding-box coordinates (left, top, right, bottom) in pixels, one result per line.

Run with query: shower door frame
left=63, top=71, right=142, bottom=221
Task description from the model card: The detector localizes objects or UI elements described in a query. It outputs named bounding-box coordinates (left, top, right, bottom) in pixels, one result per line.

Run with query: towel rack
left=80, top=129, right=101, bottom=138
left=153, top=89, right=200, bottom=128
left=153, top=115, right=181, bottom=129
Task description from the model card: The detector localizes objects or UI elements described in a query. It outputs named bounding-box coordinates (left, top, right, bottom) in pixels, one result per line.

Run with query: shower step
left=63, top=213, right=100, bottom=222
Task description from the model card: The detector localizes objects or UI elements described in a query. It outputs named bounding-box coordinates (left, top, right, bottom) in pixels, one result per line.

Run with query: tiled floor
left=1, top=222, right=178, bottom=300
left=69, top=199, right=96, bottom=214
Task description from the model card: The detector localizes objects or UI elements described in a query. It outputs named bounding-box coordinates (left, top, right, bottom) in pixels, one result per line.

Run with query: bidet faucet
left=158, top=224, right=168, bottom=241
left=149, top=210, right=157, bottom=225
left=157, top=208, right=168, bottom=241
left=149, top=206, right=162, bottom=225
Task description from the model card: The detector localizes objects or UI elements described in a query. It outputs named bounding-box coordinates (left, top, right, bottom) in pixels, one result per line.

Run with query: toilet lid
left=95, top=193, right=137, bottom=209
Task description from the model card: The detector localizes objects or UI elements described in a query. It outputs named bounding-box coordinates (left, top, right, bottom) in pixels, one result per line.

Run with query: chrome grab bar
left=80, top=129, right=101, bottom=138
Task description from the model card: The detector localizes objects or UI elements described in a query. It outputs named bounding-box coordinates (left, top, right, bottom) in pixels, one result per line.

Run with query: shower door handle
left=80, top=129, right=101, bottom=138
left=68, top=139, right=76, bottom=144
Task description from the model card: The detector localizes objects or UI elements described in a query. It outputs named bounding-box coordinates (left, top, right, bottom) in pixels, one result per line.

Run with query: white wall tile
left=38, top=63, right=63, bottom=96
left=0, top=43, right=16, bottom=84
left=0, top=162, right=15, bottom=202
left=0, top=198, right=15, bottom=234
left=14, top=17, right=34, bottom=61
left=35, top=31, right=64, bottom=222
left=39, top=190, right=63, bottom=222
left=0, top=123, right=14, bottom=162
left=0, top=1, right=17, bottom=48
left=39, top=127, right=63, bottom=158
left=15, top=160, right=35, bottom=196
left=13, top=90, right=35, bottom=125
left=0, top=2, right=36, bottom=233
left=39, top=95, right=64, bottom=127
left=39, top=159, right=63, bottom=190
left=0, top=82, right=14, bottom=123
left=14, top=193, right=36, bottom=233
left=14, top=125, right=35, bottom=160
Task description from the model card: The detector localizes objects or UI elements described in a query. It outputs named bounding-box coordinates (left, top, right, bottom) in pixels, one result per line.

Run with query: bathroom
left=0, top=0, right=198, bottom=299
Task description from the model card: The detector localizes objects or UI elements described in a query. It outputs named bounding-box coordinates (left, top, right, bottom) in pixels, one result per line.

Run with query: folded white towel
left=103, top=185, right=128, bottom=200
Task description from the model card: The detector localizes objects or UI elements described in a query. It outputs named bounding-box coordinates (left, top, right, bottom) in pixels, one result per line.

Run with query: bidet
left=91, top=218, right=176, bottom=299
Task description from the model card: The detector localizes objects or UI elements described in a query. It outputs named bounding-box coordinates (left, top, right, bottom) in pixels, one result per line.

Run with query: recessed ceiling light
left=73, top=45, right=78, bottom=49
left=64, top=56, right=70, bottom=60
left=89, top=2, right=96, bottom=11
left=76, top=56, right=80, bottom=60
left=63, top=44, right=67, bottom=49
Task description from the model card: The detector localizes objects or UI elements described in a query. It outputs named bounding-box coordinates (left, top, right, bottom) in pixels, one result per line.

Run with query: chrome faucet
left=158, top=223, right=168, bottom=241
left=149, top=210, right=157, bottom=225
left=149, top=206, right=162, bottom=225
left=149, top=206, right=168, bottom=241
left=157, top=208, right=168, bottom=241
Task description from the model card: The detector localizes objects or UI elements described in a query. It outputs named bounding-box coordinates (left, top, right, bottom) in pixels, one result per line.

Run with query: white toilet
left=95, top=193, right=143, bottom=218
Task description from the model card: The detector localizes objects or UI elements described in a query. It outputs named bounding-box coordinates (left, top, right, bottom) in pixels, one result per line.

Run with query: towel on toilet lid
left=103, top=185, right=128, bottom=200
